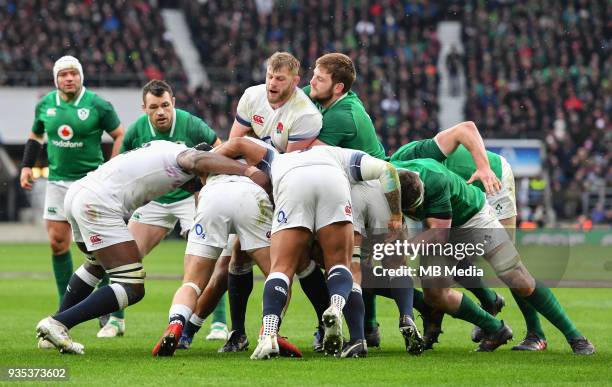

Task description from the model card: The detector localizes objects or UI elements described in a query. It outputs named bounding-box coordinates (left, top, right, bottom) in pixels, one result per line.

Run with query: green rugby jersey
left=389, top=139, right=502, bottom=193
left=31, top=88, right=120, bottom=181
left=392, top=158, right=485, bottom=227
left=122, top=108, right=219, bottom=204
left=303, top=85, right=386, bottom=159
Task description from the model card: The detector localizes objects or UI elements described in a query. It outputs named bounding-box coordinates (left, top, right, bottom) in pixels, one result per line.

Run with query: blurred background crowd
left=0, top=0, right=609, bottom=225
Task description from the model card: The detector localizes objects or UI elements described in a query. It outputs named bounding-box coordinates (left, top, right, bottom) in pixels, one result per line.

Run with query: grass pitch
left=0, top=241, right=610, bottom=386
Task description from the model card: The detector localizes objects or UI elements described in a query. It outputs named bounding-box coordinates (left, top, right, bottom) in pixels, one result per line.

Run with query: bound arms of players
left=177, top=148, right=268, bottom=190
left=434, top=121, right=501, bottom=194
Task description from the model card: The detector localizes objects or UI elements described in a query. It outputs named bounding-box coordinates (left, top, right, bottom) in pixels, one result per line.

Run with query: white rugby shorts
left=272, top=165, right=353, bottom=234
left=185, top=181, right=272, bottom=259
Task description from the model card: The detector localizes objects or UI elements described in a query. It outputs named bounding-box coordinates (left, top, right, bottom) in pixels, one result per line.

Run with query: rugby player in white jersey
left=152, top=138, right=277, bottom=357
left=35, top=140, right=268, bottom=354
left=183, top=52, right=323, bottom=353
left=210, top=137, right=402, bottom=359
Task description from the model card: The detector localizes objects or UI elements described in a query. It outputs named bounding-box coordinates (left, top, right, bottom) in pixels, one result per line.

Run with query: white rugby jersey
left=79, top=140, right=193, bottom=215
left=270, top=146, right=368, bottom=187
left=235, top=84, right=322, bottom=152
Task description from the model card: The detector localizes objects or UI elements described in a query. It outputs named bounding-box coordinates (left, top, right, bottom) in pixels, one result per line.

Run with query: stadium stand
left=0, top=0, right=187, bottom=87
left=461, top=0, right=611, bottom=222
left=180, top=0, right=442, bottom=147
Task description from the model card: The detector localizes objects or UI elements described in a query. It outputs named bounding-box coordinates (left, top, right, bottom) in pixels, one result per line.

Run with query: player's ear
left=171, top=96, right=176, bottom=107
left=292, top=75, right=300, bottom=88
left=141, top=103, right=146, bottom=112
left=334, top=82, right=345, bottom=95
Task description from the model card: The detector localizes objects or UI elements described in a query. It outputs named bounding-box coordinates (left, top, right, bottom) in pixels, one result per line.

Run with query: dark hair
left=398, top=170, right=423, bottom=211
left=315, top=53, right=356, bottom=93
left=193, top=142, right=213, bottom=152
left=142, top=79, right=173, bottom=102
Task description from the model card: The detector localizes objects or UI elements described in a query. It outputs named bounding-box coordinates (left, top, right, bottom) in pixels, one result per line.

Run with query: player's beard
left=59, top=85, right=80, bottom=100
left=268, top=85, right=294, bottom=106
left=311, top=86, right=334, bottom=106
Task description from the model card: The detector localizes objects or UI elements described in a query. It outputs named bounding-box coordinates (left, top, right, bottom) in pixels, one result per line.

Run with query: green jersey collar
left=55, top=86, right=87, bottom=107
left=148, top=108, right=177, bottom=137
left=322, top=91, right=349, bottom=112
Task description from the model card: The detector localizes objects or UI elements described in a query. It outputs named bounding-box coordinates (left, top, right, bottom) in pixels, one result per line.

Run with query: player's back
left=79, top=140, right=193, bottom=214
left=271, top=146, right=363, bottom=185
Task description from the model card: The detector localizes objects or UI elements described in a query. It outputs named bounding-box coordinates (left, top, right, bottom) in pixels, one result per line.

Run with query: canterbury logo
left=274, top=285, right=287, bottom=296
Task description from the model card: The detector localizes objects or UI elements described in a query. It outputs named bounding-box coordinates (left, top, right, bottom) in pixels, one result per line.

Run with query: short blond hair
left=267, top=52, right=300, bottom=75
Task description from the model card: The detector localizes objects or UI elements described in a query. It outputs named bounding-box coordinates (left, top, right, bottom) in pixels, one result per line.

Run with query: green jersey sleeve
left=120, top=123, right=137, bottom=153
left=31, top=100, right=45, bottom=135
left=94, top=97, right=121, bottom=133
left=390, top=139, right=446, bottom=163
left=317, top=109, right=357, bottom=146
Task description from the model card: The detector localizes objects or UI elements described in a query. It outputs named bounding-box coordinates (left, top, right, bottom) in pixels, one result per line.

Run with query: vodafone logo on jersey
left=253, top=115, right=264, bottom=125
left=58, top=125, right=74, bottom=140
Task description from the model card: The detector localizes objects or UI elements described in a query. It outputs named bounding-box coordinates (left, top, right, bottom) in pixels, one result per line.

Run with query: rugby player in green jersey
left=19, top=56, right=124, bottom=347
left=304, top=54, right=501, bottom=354
left=94, top=80, right=227, bottom=339
left=390, top=125, right=548, bottom=350
left=394, top=158, right=595, bottom=354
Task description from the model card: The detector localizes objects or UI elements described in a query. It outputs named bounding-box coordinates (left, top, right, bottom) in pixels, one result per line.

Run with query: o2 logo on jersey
left=277, top=210, right=288, bottom=224
left=253, top=115, right=264, bottom=125
left=276, top=121, right=284, bottom=134
left=194, top=224, right=206, bottom=239
left=58, top=125, right=74, bottom=140
left=77, top=108, right=90, bottom=121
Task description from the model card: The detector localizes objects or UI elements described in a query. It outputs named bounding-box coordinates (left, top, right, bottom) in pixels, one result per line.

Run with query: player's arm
left=356, top=154, right=402, bottom=232
left=229, top=119, right=253, bottom=138
left=409, top=217, right=452, bottom=246
left=213, top=137, right=269, bottom=166
left=434, top=121, right=500, bottom=194
left=177, top=148, right=269, bottom=190
left=108, top=125, right=125, bottom=158
left=20, top=132, right=45, bottom=190
left=286, top=113, right=322, bottom=152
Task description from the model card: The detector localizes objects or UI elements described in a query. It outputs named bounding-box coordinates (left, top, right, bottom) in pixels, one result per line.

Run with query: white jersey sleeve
left=287, top=111, right=322, bottom=144
left=235, top=87, right=254, bottom=127
left=80, top=140, right=193, bottom=215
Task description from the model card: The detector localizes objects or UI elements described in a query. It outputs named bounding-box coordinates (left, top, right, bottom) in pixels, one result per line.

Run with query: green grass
left=0, top=242, right=610, bottom=386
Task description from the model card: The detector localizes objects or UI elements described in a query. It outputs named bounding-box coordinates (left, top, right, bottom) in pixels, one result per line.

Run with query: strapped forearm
left=21, top=138, right=43, bottom=168
left=360, top=156, right=402, bottom=217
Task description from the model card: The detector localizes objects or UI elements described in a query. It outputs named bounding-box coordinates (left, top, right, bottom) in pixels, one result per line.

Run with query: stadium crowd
left=1, top=0, right=609, bottom=223
left=461, top=0, right=611, bottom=223
left=179, top=0, right=442, bottom=148
left=0, top=0, right=186, bottom=87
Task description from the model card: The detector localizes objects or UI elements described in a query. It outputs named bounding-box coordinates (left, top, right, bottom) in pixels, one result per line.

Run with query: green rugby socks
left=451, top=294, right=502, bottom=333
left=52, top=251, right=73, bottom=303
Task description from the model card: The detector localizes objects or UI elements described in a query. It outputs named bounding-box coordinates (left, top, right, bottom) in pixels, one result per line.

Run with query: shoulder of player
left=242, top=84, right=266, bottom=99
left=291, top=87, right=321, bottom=114
left=36, top=90, right=57, bottom=107
left=88, top=90, right=116, bottom=110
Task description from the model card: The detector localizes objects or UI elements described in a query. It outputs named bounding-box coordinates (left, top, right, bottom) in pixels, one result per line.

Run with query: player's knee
left=106, top=263, right=146, bottom=307
left=50, top=238, right=70, bottom=255
left=511, top=287, right=534, bottom=297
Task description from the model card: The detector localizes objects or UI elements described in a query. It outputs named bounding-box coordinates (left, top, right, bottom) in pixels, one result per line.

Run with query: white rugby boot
left=36, top=316, right=85, bottom=355
left=250, top=333, right=279, bottom=360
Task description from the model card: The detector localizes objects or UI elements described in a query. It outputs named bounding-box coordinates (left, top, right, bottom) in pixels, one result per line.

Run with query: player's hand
left=245, top=166, right=271, bottom=193
left=467, top=167, right=501, bottom=195
left=385, top=214, right=403, bottom=243
left=20, top=167, right=34, bottom=190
